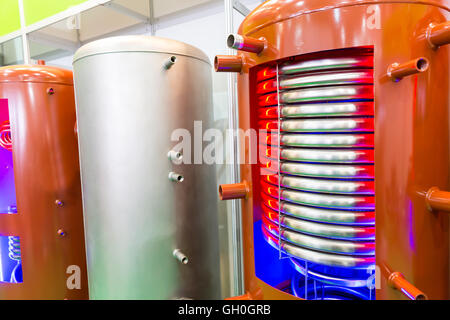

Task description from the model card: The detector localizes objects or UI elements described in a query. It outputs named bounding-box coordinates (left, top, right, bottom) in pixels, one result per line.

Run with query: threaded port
left=416, top=58, right=429, bottom=72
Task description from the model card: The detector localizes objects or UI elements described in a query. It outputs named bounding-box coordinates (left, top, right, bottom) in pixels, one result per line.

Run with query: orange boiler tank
left=216, top=0, right=450, bottom=300
left=0, top=64, right=88, bottom=299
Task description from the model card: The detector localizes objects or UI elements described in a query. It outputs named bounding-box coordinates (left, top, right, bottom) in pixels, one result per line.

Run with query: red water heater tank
left=216, top=0, right=450, bottom=300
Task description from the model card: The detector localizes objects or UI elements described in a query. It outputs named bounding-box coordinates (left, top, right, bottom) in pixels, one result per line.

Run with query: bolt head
left=55, top=200, right=64, bottom=207
left=47, top=88, right=55, bottom=95
left=57, top=229, right=66, bottom=237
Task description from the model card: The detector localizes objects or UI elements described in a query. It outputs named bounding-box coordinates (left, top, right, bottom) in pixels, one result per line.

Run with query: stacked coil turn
left=256, top=49, right=375, bottom=299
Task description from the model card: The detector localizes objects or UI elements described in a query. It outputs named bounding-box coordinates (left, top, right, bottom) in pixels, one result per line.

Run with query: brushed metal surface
left=262, top=181, right=375, bottom=210
left=0, top=65, right=88, bottom=300
left=280, top=56, right=372, bottom=74
left=262, top=227, right=374, bottom=268
left=280, top=162, right=374, bottom=179
left=279, top=70, right=373, bottom=88
left=280, top=102, right=373, bottom=118
left=279, top=133, right=371, bottom=147
left=73, top=36, right=220, bottom=300
left=280, top=85, right=373, bottom=103
left=279, top=148, right=373, bottom=163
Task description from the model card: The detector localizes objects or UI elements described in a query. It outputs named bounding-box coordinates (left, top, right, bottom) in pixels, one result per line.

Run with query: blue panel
left=0, top=236, right=22, bottom=283
left=254, top=220, right=294, bottom=289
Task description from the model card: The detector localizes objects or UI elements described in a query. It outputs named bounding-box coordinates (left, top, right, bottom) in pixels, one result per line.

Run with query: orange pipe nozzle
left=227, top=34, right=266, bottom=54
left=427, top=21, right=450, bottom=48
left=388, top=272, right=427, bottom=300
left=426, top=187, right=450, bottom=212
left=214, top=55, right=243, bottom=73
left=387, top=57, right=429, bottom=81
left=219, top=182, right=249, bottom=200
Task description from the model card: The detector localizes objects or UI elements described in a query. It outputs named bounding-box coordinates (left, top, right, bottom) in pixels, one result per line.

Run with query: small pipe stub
left=173, top=249, right=189, bottom=265
left=227, top=34, right=266, bottom=54
left=167, top=150, right=183, bottom=163
left=37, top=60, right=46, bottom=65
left=388, top=272, right=427, bottom=300
left=219, top=181, right=249, bottom=200
left=163, top=56, right=177, bottom=70
left=425, top=186, right=450, bottom=212
left=387, top=57, right=429, bottom=81
left=427, top=21, right=450, bottom=48
left=168, top=172, right=184, bottom=183
left=214, top=55, right=243, bottom=73
left=55, top=199, right=64, bottom=207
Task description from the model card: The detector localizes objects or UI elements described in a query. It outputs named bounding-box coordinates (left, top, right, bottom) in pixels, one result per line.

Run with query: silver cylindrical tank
left=73, top=36, right=221, bottom=299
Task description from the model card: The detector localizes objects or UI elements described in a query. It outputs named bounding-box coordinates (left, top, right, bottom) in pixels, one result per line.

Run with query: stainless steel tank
left=72, top=36, right=221, bottom=300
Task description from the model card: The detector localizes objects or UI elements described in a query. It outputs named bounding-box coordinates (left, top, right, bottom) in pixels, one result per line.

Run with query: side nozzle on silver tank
left=168, top=150, right=183, bottom=163
left=168, top=172, right=184, bottom=182
left=173, top=249, right=189, bottom=265
left=164, top=56, right=177, bottom=70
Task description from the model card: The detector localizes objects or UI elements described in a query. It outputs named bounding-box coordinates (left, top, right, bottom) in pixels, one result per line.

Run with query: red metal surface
left=0, top=65, right=88, bottom=300
left=219, top=182, right=249, bottom=200
left=215, top=55, right=243, bottom=72
left=388, top=271, right=428, bottom=300
left=227, top=34, right=266, bottom=54
left=217, top=0, right=450, bottom=300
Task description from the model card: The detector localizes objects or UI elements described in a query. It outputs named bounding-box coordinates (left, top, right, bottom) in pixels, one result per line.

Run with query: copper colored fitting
left=387, top=57, right=429, bottom=81
left=425, top=187, right=450, bottom=212
left=427, top=21, right=450, bottom=48
left=37, top=60, right=46, bottom=65
left=214, top=55, right=243, bottom=73
left=388, top=272, right=427, bottom=300
left=219, top=181, right=249, bottom=200
left=227, top=34, right=266, bottom=54
left=57, top=229, right=67, bottom=237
